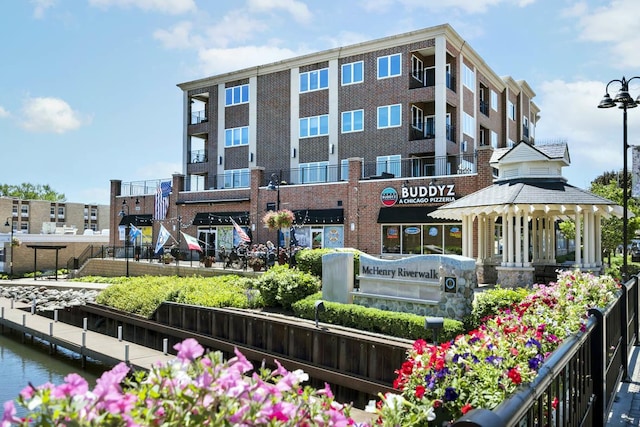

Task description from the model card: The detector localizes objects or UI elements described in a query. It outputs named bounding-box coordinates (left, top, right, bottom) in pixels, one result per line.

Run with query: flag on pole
left=154, top=181, right=171, bottom=220
left=180, top=231, right=202, bottom=252
left=154, top=224, right=171, bottom=254
left=129, top=224, right=141, bottom=244
left=230, top=217, right=251, bottom=243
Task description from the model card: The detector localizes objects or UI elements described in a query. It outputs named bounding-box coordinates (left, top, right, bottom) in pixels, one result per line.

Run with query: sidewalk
left=608, top=346, right=640, bottom=426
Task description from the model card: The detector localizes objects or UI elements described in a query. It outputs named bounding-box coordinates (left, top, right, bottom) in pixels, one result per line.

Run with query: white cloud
left=88, top=0, right=196, bottom=14
left=359, top=0, right=534, bottom=14
left=0, top=106, right=9, bottom=118
left=247, top=0, right=312, bottom=23
left=572, top=0, right=640, bottom=68
left=153, top=21, right=202, bottom=49
left=31, top=0, right=56, bottom=19
left=19, top=97, right=87, bottom=134
left=197, top=45, right=306, bottom=76
left=535, top=79, right=640, bottom=188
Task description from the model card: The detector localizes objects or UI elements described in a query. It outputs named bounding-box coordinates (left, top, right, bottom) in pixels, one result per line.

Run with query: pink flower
left=53, top=373, right=89, bottom=399
left=1, top=401, right=20, bottom=427
left=173, top=338, right=204, bottom=362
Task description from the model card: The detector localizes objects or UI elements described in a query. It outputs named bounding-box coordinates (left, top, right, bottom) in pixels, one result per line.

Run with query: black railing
left=479, top=100, right=489, bottom=116
left=454, top=275, right=639, bottom=427
left=189, top=149, right=207, bottom=164
left=190, top=110, right=207, bottom=124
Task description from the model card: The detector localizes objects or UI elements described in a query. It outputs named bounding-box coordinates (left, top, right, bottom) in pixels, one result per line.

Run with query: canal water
left=0, top=332, right=105, bottom=418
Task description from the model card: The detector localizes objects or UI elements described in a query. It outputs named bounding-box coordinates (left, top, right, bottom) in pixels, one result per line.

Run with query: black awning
left=118, top=214, right=153, bottom=227
left=193, top=211, right=250, bottom=226
left=377, top=206, right=456, bottom=224
left=293, top=209, right=344, bottom=225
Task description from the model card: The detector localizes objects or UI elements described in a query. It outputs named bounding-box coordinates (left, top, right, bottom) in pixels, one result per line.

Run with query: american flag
left=154, top=181, right=171, bottom=220
left=230, top=217, right=251, bottom=242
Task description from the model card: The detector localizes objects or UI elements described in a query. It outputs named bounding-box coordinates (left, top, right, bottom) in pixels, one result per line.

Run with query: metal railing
left=454, top=275, right=639, bottom=427
left=190, top=110, right=207, bottom=125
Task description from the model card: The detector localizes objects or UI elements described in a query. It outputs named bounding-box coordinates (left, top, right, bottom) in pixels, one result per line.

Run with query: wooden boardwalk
left=0, top=297, right=175, bottom=371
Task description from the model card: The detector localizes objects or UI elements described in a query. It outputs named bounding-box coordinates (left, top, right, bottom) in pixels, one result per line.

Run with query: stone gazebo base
left=495, top=266, right=535, bottom=288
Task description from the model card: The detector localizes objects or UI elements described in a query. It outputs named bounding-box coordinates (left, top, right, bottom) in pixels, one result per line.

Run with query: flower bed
left=372, top=270, right=620, bottom=425
left=1, top=339, right=362, bottom=426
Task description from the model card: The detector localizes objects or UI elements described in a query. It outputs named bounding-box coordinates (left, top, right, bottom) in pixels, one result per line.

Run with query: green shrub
left=466, top=286, right=531, bottom=330
left=94, top=275, right=260, bottom=317
left=292, top=293, right=464, bottom=342
left=295, top=248, right=361, bottom=280
left=255, top=265, right=320, bottom=309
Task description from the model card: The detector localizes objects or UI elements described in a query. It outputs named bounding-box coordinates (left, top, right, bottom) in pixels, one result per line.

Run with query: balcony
left=189, top=149, right=207, bottom=164
left=409, top=70, right=456, bottom=92
left=409, top=123, right=455, bottom=143
left=480, top=100, right=489, bottom=116
left=191, top=110, right=207, bottom=125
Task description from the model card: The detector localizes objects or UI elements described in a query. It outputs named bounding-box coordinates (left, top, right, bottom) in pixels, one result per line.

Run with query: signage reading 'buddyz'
left=380, top=184, right=456, bottom=207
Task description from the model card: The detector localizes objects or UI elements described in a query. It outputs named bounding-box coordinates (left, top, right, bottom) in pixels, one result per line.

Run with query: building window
left=463, top=112, right=475, bottom=136
left=224, top=169, right=250, bottom=188
left=299, top=162, right=329, bottom=183
left=341, top=109, right=364, bottom=133
left=341, top=61, right=363, bottom=85
left=21, top=205, right=29, bottom=217
left=463, top=63, right=475, bottom=91
left=377, top=53, right=401, bottom=79
left=491, top=90, right=499, bottom=111
left=377, top=104, right=401, bottom=128
left=300, top=115, right=329, bottom=138
left=189, top=174, right=205, bottom=191
left=57, top=206, right=64, bottom=219
left=381, top=223, right=462, bottom=255
left=225, top=126, right=249, bottom=147
left=411, top=105, right=423, bottom=130
left=300, top=68, right=329, bottom=93
left=508, top=139, right=515, bottom=148
left=508, top=101, right=516, bottom=120
left=376, top=154, right=401, bottom=177
left=491, top=130, right=498, bottom=148
left=411, top=55, right=423, bottom=82
left=50, top=206, right=55, bottom=218
left=340, top=159, right=349, bottom=181
left=225, top=84, right=249, bottom=106
left=20, top=223, right=28, bottom=233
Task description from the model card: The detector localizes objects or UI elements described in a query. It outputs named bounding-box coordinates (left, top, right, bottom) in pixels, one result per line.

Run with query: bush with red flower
left=371, top=270, right=620, bottom=425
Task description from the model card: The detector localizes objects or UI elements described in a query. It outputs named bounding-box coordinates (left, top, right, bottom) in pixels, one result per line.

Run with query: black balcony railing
left=480, top=100, right=489, bottom=116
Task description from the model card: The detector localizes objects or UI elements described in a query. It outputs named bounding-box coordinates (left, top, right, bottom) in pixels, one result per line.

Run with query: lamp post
left=4, top=217, right=14, bottom=279
left=598, top=76, right=640, bottom=281
left=267, top=172, right=282, bottom=263
left=119, top=200, right=130, bottom=277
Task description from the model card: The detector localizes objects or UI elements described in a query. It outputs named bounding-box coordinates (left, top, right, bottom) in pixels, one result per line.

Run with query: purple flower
left=174, top=338, right=204, bottom=362
left=525, top=338, right=541, bottom=349
left=443, top=387, right=459, bottom=402
left=528, top=354, right=543, bottom=370
left=2, top=401, right=19, bottom=427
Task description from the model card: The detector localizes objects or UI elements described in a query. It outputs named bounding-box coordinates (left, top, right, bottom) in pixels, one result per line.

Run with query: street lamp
left=267, top=172, right=281, bottom=263
left=598, top=76, right=640, bottom=281
left=4, top=217, right=13, bottom=279
left=119, top=200, right=130, bottom=277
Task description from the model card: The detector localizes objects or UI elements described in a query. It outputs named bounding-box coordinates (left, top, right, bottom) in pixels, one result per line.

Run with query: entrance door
left=198, top=229, right=216, bottom=257
left=311, top=228, right=323, bottom=249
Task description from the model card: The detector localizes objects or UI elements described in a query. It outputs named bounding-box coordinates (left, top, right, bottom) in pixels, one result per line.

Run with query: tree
left=0, top=183, right=66, bottom=201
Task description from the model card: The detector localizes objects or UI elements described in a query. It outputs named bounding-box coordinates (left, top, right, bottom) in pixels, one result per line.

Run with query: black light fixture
left=425, top=316, right=444, bottom=344
left=4, top=217, right=14, bottom=279
left=598, top=76, right=640, bottom=281
left=267, top=171, right=282, bottom=262
left=314, top=300, right=326, bottom=328
left=119, top=200, right=130, bottom=277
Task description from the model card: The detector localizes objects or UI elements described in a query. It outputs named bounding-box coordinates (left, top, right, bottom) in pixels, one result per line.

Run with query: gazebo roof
left=429, top=178, right=623, bottom=220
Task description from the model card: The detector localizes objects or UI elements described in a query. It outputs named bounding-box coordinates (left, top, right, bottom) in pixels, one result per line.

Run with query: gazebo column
left=515, top=210, right=522, bottom=266
left=575, top=209, right=582, bottom=267
left=523, top=211, right=530, bottom=266
left=586, top=210, right=595, bottom=267
left=462, top=214, right=474, bottom=258
left=490, top=218, right=496, bottom=258
left=595, top=212, right=602, bottom=267
left=502, top=212, right=508, bottom=265
left=507, top=211, right=515, bottom=266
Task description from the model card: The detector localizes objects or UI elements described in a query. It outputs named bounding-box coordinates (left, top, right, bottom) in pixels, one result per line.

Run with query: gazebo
left=429, top=141, right=623, bottom=287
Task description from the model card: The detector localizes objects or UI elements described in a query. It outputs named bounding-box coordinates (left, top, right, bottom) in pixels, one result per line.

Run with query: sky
left=2, top=0, right=640, bottom=205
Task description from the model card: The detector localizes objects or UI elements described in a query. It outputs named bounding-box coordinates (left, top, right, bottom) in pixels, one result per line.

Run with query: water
left=0, top=332, right=105, bottom=418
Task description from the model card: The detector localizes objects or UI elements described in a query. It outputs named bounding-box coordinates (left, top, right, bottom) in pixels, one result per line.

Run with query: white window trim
left=491, top=90, right=498, bottom=111
left=341, top=109, right=364, bottom=133
left=224, top=168, right=250, bottom=188
left=377, top=53, right=402, bottom=79
left=224, top=126, right=249, bottom=147
left=225, top=84, right=249, bottom=107
left=377, top=104, right=402, bottom=129
left=300, top=68, right=329, bottom=93
left=299, top=114, right=329, bottom=138
left=341, top=61, right=364, bottom=86
left=463, top=64, right=475, bottom=91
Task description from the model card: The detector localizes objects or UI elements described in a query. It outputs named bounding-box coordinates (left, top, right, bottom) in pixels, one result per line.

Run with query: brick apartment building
left=110, top=24, right=539, bottom=261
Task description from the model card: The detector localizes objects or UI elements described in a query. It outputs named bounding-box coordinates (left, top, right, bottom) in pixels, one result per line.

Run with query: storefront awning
left=118, top=214, right=153, bottom=227
left=294, top=209, right=343, bottom=224
left=192, top=211, right=250, bottom=226
left=377, top=206, right=456, bottom=224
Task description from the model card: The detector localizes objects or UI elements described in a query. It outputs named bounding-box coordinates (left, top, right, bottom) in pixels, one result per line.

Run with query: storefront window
left=444, top=224, right=462, bottom=255
left=402, top=225, right=422, bottom=254
left=382, top=225, right=401, bottom=253
left=422, top=225, right=442, bottom=254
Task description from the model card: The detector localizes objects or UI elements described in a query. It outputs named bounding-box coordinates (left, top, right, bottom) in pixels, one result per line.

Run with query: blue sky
left=1, top=0, right=640, bottom=205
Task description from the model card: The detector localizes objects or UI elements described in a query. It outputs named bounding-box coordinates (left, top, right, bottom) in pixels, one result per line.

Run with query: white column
left=507, top=211, right=514, bottom=266
left=490, top=218, right=496, bottom=259
left=595, top=212, right=602, bottom=266
left=523, top=211, right=530, bottom=266
left=502, top=213, right=508, bottom=265
left=477, top=215, right=485, bottom=262
left=586, top=211, right=595, bottom=267
left=515, top=210, right=522, bottom=266
left=575, top=210, right=582, bottom=267
left=434, top=35, right=448, bottom=168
